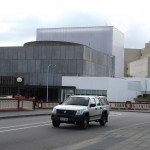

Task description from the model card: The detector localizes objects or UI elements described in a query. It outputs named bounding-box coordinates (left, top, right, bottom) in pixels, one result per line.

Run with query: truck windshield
left=63, top=97, right=89, bottom=106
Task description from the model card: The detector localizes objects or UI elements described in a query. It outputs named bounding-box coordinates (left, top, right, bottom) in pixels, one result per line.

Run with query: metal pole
left=17, top=77, right=22, bottom=96
left=46, top=64, right=51, bottom=102
left=46, top=64, right=56, bottom=102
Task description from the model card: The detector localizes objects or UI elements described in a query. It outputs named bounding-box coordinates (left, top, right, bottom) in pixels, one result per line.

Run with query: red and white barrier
left=37, top=102, right=58, bottom=109
left=1, top=97, right=150, bottom=112
left=109, top=101, right=150, bottom=111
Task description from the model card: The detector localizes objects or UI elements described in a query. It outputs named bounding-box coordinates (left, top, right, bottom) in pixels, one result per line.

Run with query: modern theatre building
left=0, top=26, right=124, bottom=102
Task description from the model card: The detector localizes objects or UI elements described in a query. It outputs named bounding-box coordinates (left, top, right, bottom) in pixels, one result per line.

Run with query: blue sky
left=0, top=0, right=150, bottom=48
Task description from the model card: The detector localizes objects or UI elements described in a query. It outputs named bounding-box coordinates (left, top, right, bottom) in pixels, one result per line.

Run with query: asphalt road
left=0, top=111, right=150, bottom=150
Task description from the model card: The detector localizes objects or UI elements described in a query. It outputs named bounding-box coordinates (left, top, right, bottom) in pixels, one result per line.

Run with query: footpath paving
left=0, top=109, right=52, bottom=119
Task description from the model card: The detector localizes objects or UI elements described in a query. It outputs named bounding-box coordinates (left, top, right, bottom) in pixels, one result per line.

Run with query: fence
left=0, top=98, right=34, bottom=111
left=37, top=102, right=58, bottom=109
left=1, top=98, right=150, bottom=112
left=109, top=101, right=150, bottom=111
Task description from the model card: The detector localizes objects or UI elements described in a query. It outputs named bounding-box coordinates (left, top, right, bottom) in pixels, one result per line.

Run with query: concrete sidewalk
left=0, top=109, right=52, bottom=119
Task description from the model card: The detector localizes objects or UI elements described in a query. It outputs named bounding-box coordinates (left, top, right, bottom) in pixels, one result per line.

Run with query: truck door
left=89, top=98, right=98, bottom=121
left=95, top=97, right=103, bottom=119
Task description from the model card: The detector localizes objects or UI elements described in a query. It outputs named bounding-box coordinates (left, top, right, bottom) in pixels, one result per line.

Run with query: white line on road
left=0, top=112, right=122, bottom=133
left=0, top=121, right=52, bottom=130
left=0, top=123, right=51, bottom=133
left=109, top=113, right=122, bottom=116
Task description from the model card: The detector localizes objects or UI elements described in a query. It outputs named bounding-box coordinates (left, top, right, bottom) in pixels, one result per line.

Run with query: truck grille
left=57, top=109, right=76, bottom=118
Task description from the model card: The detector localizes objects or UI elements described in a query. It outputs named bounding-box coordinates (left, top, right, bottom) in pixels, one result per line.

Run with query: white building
left=62, top=77, right=149, bottom=102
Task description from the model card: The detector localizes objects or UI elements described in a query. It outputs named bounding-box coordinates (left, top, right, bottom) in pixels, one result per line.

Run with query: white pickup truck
left=51, top=95, right=109, bottom=129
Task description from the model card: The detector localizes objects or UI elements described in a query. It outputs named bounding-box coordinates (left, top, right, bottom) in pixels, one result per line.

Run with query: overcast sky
left=0, top=0, right=150, bottom=48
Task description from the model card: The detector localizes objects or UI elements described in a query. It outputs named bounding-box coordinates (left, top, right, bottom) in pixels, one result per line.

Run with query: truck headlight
left=76, top=109, right=86, bottom=115
left=52, top=107, right=56, bottom=114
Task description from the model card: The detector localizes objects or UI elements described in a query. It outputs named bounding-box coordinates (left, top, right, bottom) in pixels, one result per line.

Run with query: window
left=95, top=97, right=100, bottom=106
left=75, top=89, right=107, bottom=96
left=90, top=98, right=96, bottom=106
left=101, top=98, right=109, bottom=105
left=63, top=97, right=89, bottom=106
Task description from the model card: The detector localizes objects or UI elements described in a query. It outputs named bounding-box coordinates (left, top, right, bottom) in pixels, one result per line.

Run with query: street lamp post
left=17, top=77, right=22, bottom=95
left=46, top=64, right=56, bottom=102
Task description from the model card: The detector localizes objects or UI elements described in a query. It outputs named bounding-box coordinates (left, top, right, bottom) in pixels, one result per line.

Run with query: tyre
left=100, top=113, right=107, bottom=126
left=80, top=116, right=89, bottom=129
left=52, top=121, right=60, bottom=127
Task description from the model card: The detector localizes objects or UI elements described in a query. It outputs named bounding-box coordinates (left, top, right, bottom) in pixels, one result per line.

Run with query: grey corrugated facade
left=0, top=41, right=113, bottom=87
left=36, top=26, right=124, bottom=77
left=0, top=41, right=113, bottom=100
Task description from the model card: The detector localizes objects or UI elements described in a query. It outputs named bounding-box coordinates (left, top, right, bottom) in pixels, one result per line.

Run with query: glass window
left=90, top=98, right=96, bottom=105
left=63, top=97, right=89, bottom=106
left=95, top=97, right=100, bottom=106
left=76, top=89, right=86, bottom=95
left=101, top=99, right=104, bottom=105
left=101, top=98, right=109, bottom=105
left=75, top=89, right=107, bottom=97
left=101, top=90, right=107, bottom=96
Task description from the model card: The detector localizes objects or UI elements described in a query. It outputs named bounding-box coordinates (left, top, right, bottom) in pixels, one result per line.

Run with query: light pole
left=17, top=77, right=22, bottom=95
left=46, top=64, right=56, bottom=102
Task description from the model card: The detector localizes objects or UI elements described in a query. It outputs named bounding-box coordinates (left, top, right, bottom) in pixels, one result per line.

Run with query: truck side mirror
left=90, top=104, right=96, bottom=107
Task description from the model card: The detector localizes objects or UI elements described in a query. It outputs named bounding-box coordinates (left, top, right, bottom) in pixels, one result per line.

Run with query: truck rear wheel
left=100, top=113, right=106, bottom=126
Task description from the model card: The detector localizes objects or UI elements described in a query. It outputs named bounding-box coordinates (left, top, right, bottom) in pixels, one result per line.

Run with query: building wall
left=83, top=47, right=113, bottom=77
left=36, top=26, right=124, bottom=77
left=0, top=42, right=112, bottom=86
left=62, top=77, right=142, bottom=102
left=37, top=26, right=113, bottom=55
left=124, top=42, right=150, bottom=77
left=127, top=57, right=149, bottom=77
left=141, top=42, right=150, bottom=58
left=112, top=28, right=124, bottom=77
left=124, top=48, right=141, bottom=76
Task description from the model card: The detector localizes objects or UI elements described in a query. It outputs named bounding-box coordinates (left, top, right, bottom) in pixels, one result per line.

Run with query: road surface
left=0, top=111, right=150, bottom=150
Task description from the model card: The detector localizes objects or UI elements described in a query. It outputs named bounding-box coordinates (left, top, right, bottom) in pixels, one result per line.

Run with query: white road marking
left=0, top=112, right=122, bottom=133
left=0, top=123, right=51, bottom=133
left=0, top=121, right=51, bottom=130
left=109, top=112, right=122, bottom=117
left=0, top=121, right=52, bottom=133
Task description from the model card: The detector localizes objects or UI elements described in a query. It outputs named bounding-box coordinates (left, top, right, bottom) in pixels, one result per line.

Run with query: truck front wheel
left=80, top=116, right=89, bottom=129
left=52, top=121, right=60, bottom=127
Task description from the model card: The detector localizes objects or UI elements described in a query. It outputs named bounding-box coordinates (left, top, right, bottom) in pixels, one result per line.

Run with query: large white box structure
left=37, top=26, right=124, bottom=77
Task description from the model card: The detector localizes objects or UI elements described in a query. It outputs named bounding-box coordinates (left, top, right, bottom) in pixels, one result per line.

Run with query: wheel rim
left=103, top=117, right=106, bottom=123
left=103, top=116, right=106, bottom=123
left=100, top=114, right=106, bottom=126
left=83, top=118, right=88, bottom=129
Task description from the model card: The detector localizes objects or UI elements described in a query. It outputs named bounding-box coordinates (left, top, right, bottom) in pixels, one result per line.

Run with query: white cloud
left=0, top=0, right=150, bottom=48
